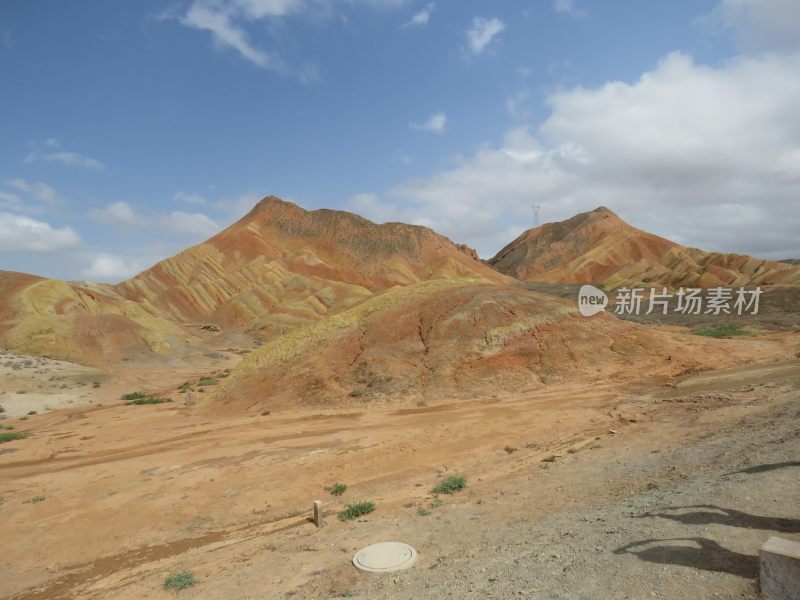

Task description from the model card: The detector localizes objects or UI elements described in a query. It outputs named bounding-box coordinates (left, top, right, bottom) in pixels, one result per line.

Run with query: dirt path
left=1, top=360, right=798, bottom=599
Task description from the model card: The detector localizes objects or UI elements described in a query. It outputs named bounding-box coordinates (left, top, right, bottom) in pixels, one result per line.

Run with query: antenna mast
left=532, top=204, right=541, bottom=228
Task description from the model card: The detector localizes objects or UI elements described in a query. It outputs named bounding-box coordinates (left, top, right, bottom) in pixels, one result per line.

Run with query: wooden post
left=313, top=500, right=325, bottom=528
left=185, top=391, right=195, bottom=406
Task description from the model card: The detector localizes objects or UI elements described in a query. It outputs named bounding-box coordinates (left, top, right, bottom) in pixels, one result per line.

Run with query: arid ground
left=1, top=337, right=798, bottom=599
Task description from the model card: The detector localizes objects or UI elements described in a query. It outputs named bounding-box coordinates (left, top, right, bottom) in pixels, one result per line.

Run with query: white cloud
left=160, top=211, right=220, bottom=237
left=24, top=140, right=104, bottom=170
left=89, top=201, right=140, bottom=226
left=466, top=17, right=505, bottom=55
left=213, top=192, right=263, bottom=219
left=699, top=0, right=800, bottom=52
left=506, top=90, right=531, bottom=119
left=0, top=191, right=21, bottom=208
left=174, top=190, right=208, bottom=205
left=402, top=2, right=433, bottom=27
left=554, top=0, right=587, bottom=18
left=5, top=178, right=63, bottom=205
left=181, top=1, right=286, bottom=70
left=89, top=201, right=219, bottom=238
left=81, top=253, right=148, bottom=281
left=0, top=212, right=81, bottom=253
left=347, top=192, right=398, bottom=222
left=371, top=50, right=800, bottom=259
left=410, top=111, right=447, bottom=133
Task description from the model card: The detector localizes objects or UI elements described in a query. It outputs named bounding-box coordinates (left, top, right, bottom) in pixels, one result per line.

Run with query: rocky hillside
left=489, top=207, right=800, bottom=290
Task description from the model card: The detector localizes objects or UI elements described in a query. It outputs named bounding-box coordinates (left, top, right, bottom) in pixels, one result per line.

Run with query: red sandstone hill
left=489, top=207, right=800, bottom=289
left=114, top=196, right=507, bottom=329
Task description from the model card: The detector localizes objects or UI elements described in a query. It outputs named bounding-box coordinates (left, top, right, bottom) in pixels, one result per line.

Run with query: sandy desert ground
left=1, top=332, right=798, bottom=600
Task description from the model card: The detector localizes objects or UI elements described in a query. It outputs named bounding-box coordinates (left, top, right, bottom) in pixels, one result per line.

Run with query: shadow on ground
left=725, top=461, right=800, bottom=476
left=614, top=537, right=758, bottom=578
left=639, top=504, right=800, bottom=534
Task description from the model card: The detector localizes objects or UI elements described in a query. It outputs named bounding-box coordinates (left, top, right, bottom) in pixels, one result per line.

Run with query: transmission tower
left=532, top=204, right=541, bottom=227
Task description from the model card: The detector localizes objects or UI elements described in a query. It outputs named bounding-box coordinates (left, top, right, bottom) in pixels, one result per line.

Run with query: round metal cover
left=352, top=541, right=418, bottom=573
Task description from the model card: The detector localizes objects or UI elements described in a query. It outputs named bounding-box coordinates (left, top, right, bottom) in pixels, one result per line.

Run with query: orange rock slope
left=207, top=278, right=788, bottom=414
left=0, top=269, right=191, bottom=364
left=489, top=207, right=800, bottom=290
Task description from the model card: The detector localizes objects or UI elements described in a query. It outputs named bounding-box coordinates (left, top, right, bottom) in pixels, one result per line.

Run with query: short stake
left=313, top=500, right=325, bottom=528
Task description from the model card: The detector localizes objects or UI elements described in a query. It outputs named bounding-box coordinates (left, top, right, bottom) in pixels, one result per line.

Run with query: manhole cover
left=352, top=541, right=418, bottom=573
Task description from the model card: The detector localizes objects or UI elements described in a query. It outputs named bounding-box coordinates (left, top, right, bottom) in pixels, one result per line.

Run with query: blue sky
left=1, top=0, right=799, bottom=281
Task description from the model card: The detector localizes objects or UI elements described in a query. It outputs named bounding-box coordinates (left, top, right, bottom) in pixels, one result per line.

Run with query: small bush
left=338, top=500, right=375, bottom=521
left=31, top=495, right=46, bottom=504
left=433, top=475, right=467, bottom=495
left=416, top=507, right=431, bottom=517
left=163, top=570, right=197, bottom=592
left=197, top=377, right=217, bottom=386
left=121, top=391, right=149, bottom=401
left=0, top=431, right=26, bottom=443
left=126, top=396, right=172, bottom=406
left=327, top=483, right=347, bottom=496
left=692, top=326, right=753, bottom=337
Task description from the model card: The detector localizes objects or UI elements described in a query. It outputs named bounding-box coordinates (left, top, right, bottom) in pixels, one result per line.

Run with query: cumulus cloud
left=402, top=3, right=433, bottom=28
left=466, top=17, right=505, bottom=55
left=368, top=50, right=800, bottom=259
left=81, top=253, right=149, bottom=281
left=0, top=212, right=81, bottom=253
left=24, top=139, right=104, bottom=170
left=410, top=111, right=447, bottom=133
left=699, top=0, right=800, bottom=52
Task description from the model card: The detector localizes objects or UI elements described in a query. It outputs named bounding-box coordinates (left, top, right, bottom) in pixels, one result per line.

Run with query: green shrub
left=692, top=325, right=753, bottom=337
left=197, top=377, right=217, bottom=386
left=126, top=396, right=172, bottom=405
left=163, top=570, right=197, bottom=592
left=432, top=475, right=467, bottom=495
left=338, top=500, right=375, bottom=521
left=31, top=495, right=45, bottom=504
left=327, top=483, right=347, bottom=496
left=0, top=431, right=26, bottom=443
left=120, top=391, right=149, bottom=401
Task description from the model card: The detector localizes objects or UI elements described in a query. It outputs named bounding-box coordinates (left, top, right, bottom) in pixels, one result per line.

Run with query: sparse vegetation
left=504, top=446, right=518, bottom=454
left=163, top=570, right=198, bottom=592
left=31, top=495, right=46, bottom=504
left=197, top=377, right=217, bottom=386
left=416, top=506, right=431, bottom=516
left=120, top=391, right=149, bottom=401
left=327, top=482, right=347, bottom=496
left=692, top=325, right=753, bottom=337
left=433, top=475, right=467, bottom=495
left=0, top=431, right=26, bottom=443
left=126, top=396, right=172, bottom=405
left=338, top=500, right=375, bottom=521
